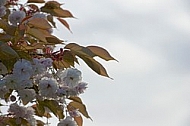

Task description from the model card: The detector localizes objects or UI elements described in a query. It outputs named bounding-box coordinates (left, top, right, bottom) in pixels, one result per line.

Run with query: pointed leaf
left=74, top=116, right=83, bottom=126
left=69, top=101, right=91, bottom=119
left=43, top=1, right=62, bottom=9
left=47, top=15, right=56, bottom=27
left=87, top=46, right=117, bottom=61
left=69, top=96, right=83, bottom=104
left=79, top=56, right=111, bottom=78
left=28, top=18, right=52, bottom=29
left=53, top=8, right=74, bottom=18
left=46, top=36, right=63, bottom=44
left=26, top=27, right=48, bottom=42
left=43, top=99, right=64, bottom=119
left=65, top=43, right=111, bottom=78
left=64, top=43, right=94, bottom=57
left=27, top=0, right=45, bottom=3
left=57, top=18, right=71, bottom=32
left=41, top=7, right=74, bottom=18
left=36, top=120, right=45, bottom=126
left=0, top=42, right=20, bottom=72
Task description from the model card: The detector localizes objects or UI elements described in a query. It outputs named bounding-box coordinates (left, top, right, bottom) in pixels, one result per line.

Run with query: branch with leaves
left=0, top=0, right=116, bottom=125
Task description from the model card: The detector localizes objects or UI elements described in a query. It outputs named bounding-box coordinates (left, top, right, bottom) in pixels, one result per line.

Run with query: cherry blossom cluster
left=0, top=58, right=87, bottom=126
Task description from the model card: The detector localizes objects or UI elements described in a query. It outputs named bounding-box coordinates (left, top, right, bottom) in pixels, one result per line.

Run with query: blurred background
left=50, top=0, right=190, bottom=125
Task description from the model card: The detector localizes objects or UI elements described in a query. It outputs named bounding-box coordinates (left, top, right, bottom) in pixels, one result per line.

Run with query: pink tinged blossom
left=57, top=116, right=78, bottom=126
left=0, top=6, right=6, bottom=17
left=38, top=77, right=58, bottom=97
left=69, top=109, right=80, bottom=117
left=56, top=87, right=67, bottom=96
left=8, top=10, right=26, bottom=26
left=39, top=58, right=53, bottom=68
left=13, top=59, right=33, bottom=80
left=74, top=82, right=88, bottom=95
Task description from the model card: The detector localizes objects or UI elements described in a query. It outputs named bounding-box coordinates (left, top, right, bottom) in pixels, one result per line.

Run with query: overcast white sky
left=50, top=0, right=190, bottom=125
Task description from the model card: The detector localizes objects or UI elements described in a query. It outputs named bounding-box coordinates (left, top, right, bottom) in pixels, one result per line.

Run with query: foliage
left=0, top=0, right=116, bottom=125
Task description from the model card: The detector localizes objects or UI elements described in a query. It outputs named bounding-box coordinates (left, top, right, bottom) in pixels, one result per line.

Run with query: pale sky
left=51, top=0, right=190, bottom=125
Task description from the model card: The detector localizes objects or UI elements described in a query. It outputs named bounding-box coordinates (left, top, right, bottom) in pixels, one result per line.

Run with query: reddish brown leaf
left=28, top=18, right=52, bottom=29
left=74, top=116, right=83, bottom=126
left=57, top=18, right=72, bottom=32
left=87, top=46, right=117, bottom=61
left=69, top=101, right=91, bottom=119
left=27, top=0, right=45, bottom=3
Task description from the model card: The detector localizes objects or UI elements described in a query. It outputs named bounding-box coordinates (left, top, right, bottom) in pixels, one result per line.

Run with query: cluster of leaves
left=0, top=0, right=116, bottom=125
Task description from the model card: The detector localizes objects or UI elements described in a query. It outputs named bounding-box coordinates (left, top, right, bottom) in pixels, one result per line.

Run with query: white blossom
left=8, top=10, right=26, bottom=26
left=5, top=74, right=19, bottom=89
left=18, top=89, right=36, bottom=104
left=33, top=12, right=47, bottom=19
left=8, top=103, right=27, bottom=118
left=56, top=87, right=67, bottom=96
left=32, top=58, right=46, bottom=75
left=57, top=68, right=82, bottom=88
left=57, top=116, right=78, bottom=126
left=0, top=0, right=7, bottom=6
left=9, top=103, right=36, bottom=126
left=13, top=59, right=33, bottom=80
left=39, top=58, right=53, bottom=68
left=39, top=77, right=58, bottom=97
left=74, top=82, right=88, bottom=95
left=0, top=6, right=6, bottom=17
left=15, top=79, right=33, bottom=90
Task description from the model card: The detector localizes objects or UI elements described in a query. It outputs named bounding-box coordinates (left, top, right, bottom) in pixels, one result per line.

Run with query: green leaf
left=0, top=20, right=8, bottom=31
left=43, top=99, right=64, bottom=119
left=47, top=15, right=56, bottom=27
left=87, top=46, right=117, bottom=61
left=69, top=96, right=83, bottom=104
left=4, top=89, right=13, bottom=102
left=36, top=120, right=45, bottom=126
left=0, top=33, right=13, bottom=42
left=35, top=103, right=45, bottom=117
left=27, top=0, right=45, bottom=3
left=0, top=42, right=19, bottom=60
left=6, top=117, right=30, bottom=126
left=14, top=50, right=32, bottom=61
left=28, top=18, right=52, bottom=29
left=69, top=101, right=91, bottom=119
left=0, top=41, right=19, bottom=72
